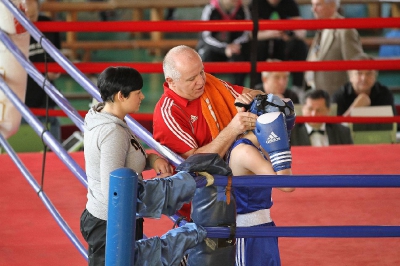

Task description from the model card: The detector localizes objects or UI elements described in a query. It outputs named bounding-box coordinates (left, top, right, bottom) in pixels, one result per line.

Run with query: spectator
left=254, top=59, right=300, bottom=103
left=250, top=0, right=308, bottom=88
left=304, top=0, right=364, bottom=96
left=81, top=66, right=174, bottom=265
left=290, top=89, right=353, bottom=146
left=24, top=0, right=62, bottom=141
left=332, top=53, right=397, bottom=116
left=196, top=0, right=251, bottom=86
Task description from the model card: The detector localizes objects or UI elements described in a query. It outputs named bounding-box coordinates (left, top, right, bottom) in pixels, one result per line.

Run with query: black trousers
left=80, top=209, right=143, bottom=266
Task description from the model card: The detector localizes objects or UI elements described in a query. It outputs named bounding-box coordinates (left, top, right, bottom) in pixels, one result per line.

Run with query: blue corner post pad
left=106, top=168, right=138, bottom=266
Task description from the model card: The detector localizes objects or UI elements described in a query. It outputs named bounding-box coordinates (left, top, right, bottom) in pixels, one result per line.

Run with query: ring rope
left=28, top=108, right=400, bottom=123
left=35, top=17, right=400, bottom=32
left=205, top=225, right=400, bottom=238
left=211, top=174, right=400, bottom=188
left=38, top=35, right=50, bottom=195
left=33, top=60, right=400, bottom=74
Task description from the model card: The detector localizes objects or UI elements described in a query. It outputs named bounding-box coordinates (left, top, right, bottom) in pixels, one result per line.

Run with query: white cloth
left=305, top=123, right=329, bottom=147
left=236, top=209, right=272, bottom=227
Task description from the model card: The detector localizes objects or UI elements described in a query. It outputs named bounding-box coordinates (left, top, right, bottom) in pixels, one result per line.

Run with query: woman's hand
left=153, top=157, right=174, bottom=178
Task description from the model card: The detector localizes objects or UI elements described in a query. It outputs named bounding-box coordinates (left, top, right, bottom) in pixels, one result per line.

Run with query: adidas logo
left=191, top=115, right=198, bottom=123
left=267, top=132, right=280, bottom=143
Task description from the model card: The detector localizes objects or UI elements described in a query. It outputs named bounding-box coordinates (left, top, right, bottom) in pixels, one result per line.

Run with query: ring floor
left=1, top=144, right=399, bottom=266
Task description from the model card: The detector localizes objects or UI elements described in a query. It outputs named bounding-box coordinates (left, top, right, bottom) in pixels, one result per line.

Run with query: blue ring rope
left=206, top=225, right=400, bottom=238
left=213, top=174, right=400, bottom=187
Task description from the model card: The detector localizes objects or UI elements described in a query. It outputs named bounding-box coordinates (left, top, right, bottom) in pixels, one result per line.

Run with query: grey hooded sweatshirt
left=84, top=103, right=147, bottom=221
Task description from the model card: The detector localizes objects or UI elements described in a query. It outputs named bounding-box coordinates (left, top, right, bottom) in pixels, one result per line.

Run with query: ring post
left=106, top=168, right=138, bottom=266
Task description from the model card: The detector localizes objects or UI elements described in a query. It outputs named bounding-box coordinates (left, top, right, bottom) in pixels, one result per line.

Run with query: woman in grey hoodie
left=80, top=66, right=174, bottom=265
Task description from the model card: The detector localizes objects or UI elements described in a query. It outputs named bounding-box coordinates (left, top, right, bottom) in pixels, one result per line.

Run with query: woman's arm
left=146, top=153, right=174, bottom=177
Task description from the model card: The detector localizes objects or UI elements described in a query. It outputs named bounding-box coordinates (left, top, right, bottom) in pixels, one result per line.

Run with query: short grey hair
left=261, top=58, right=288, bottom=78
left=325, top=0, right=340, bottom=7
left=163, top=45, right=201, bottom=80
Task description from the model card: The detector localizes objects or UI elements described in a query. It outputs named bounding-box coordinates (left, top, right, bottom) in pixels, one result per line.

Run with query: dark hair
left=304, top=89, right=331, bottom=108
left=97, top=66, right=143, bottom=102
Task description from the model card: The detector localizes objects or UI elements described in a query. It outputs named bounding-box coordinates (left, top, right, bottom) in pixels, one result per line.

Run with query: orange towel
left=201, top=73, right=239, bottom=139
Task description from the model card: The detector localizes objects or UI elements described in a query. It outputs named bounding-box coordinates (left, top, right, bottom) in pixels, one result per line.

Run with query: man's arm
left=180, top=89, right=261, bottom=159
left=343, top=93, right=371, bottom=117
left=242, top=87, right=263, bottom=95
left=181, top=111, right=258, bottom=159
left=291, top=16, right=306, bottom=39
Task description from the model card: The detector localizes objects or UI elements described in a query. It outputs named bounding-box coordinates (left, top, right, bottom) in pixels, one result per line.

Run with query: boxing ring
left=1, top=0, right=400, bottom=265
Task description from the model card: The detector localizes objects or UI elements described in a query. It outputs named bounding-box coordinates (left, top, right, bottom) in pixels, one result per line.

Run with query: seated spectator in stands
left=332, top=53, right=397, bottom=116
left=24, top=0, right=62, bottom=141
left=254, top=59, right=300, bottom=103
left=305, top=0, right=364, bottom=97
left=290, top=89, right=353, bottom=146
left=250, top=0, right=308, bottom=88
left=196, top=0, right=251, bottom=86
left=378, top=3, right=400, bottom=58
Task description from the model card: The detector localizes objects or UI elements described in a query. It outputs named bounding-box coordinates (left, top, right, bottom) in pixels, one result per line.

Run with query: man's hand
left=225, top=43, right=241, bottom=58
left=234, top=92, right=255, bottom=112
left=227, top=111, right=258, bottom=135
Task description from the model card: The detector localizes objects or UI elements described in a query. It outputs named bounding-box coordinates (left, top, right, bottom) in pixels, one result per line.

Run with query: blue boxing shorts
left=235, top=222, right=280, bottom=266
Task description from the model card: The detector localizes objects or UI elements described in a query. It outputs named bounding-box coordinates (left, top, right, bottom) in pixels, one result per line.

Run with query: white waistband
left=236, top=209, right=272, bottom=227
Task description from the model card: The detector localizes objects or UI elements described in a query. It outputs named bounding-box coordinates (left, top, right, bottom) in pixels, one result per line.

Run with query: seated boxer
left=227, top=94, right=296, bottom=266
